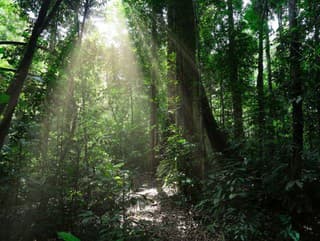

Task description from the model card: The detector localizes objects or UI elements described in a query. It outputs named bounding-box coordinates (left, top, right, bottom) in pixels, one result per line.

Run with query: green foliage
left=58, top=232, right=81, bottom=241
left=279, top=215, right=300, bottom=241
left=1, top=0, right=320, bottom=240
left=0, top=93, right=9, bottom=104
left=157, top=125, right=195, bottom=188
left=195, top=157, right=265, bottom=240
left=194, top=143, right=320, bottom=241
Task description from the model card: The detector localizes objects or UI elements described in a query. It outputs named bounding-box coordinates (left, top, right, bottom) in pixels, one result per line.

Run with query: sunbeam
left=1, top=0, right=318, bottom=240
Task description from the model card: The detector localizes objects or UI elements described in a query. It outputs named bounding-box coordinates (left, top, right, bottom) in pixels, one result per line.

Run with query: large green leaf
left=57, top=232, right=81, bottom=241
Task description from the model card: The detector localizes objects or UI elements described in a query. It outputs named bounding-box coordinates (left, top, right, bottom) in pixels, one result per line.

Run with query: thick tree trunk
left=174, top=0, right=197, bottom=138
left=199, top=84, right=229, bottom=153
left=227, top=0, right=244, bottom=140
left=171, top=0, right=233, bottom=156
left=289, top=0, right=303, bottom=179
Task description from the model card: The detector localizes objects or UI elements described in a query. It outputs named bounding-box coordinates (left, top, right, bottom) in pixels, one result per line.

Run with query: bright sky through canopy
left=91, top=0, right=129, bottom=47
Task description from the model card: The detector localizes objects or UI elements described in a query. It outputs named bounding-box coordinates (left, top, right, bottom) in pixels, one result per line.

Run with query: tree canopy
left=0, top=0, right=320, bottom=240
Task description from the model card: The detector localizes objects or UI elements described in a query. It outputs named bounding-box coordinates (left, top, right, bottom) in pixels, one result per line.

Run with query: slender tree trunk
left=265, top=2, right=273, bottom=94
left=0, top=0, right=63, bottom=150
left=314, top=8, right=320, bottom=138
left=79, top=0, right=92, bottom=42
left=264, top=10, right=277, bottom=156
left=167, top=1, right=177, bottom=126
left=227, top=0, right=244, bottom=140
left=220, top=78, right=226, bottom=128
left=150, top=5, right=159, bottom=172
left=289, top=0, right=303, bottom=179
left=40, top=14, right=59, bottom=170
left=257, top=1, right=265, bottom=159
left=277, top=5, right=285, bottom=91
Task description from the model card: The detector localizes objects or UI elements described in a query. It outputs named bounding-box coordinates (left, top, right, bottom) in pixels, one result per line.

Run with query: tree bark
left=289, top=0, right=303, bottom=179
left=167, top=1, right=177, bottom=126
left=314, top=5, right=320, bottom=138
left=265, top=2, right=273, bottom=94
left=227, top=0, right=244, bottom=141
left=0, top=0, right=63, bottom=150
left=256, top=0, right=266, bottom=159
left=171, top=0, right=233, bottom=156
left=174, top=0, right=197, bottom=138
left=150, top=5, right=159, bottom=172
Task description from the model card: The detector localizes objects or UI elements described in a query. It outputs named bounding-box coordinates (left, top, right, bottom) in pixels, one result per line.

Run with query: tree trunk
left=265, top=1, right=273, bottom=94
left=227, top=0, right=244, bottom=141
left=0, top=0, right=63, bottom=150
left=149, top=5, right=160, bottom=172
left=314, top=6, right=320, bottom=138
left=174, top=0, right=197, bottom=138
left=167, top=1, right=177, bottom=126
left=172, top=0, right=233, bottom=156
left=257, top=0, right=266, bottom=159
left=289, top=0, right=303, bottom=179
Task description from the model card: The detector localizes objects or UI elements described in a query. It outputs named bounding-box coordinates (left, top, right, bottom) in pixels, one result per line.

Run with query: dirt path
left=126, top=178, right=216, bottom=241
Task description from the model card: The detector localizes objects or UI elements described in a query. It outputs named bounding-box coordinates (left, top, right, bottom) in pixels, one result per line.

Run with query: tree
left=255, top=0, right=266, bottom=159
left=289, top=0, right=303, bottom=179
left=227, top=0, right=244, bottom=140
left=170, top=0, right=231, bottom=155
left=0, top=0, right=64, bottom=149
left=149, top=3, right=160, bottom=172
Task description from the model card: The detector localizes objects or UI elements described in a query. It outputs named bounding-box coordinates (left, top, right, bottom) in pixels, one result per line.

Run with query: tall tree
left=314, top=2, right=320, bottom=138
left=227, top=0, right=244, bottom=140
left=289, top=0, right=303, bottom=179
left=265, top=0, right=273, bottom=94
left=0, top=0, right=64, bottom=150
left=171, top=0, right=230, bottom=155
left=150, top=4, right=159, bottom=171
left=256, top=0, right=266, bottom=159
left=167, top=0, right=177, bottom=126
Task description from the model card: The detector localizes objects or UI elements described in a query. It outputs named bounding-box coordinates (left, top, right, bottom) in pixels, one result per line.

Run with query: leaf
left=296, top=96, right=302, bottom=104
left=114, top=176, right=122, bottom=181
left=57, top=232, right=81, bottom=241
left=229, top=193, right=238, bottom=199
left=177, top=138, right=186, bottom=144
left=296, top=180, right=303, bottom=189
left=0, top=93, right=9, bottom=104
left=285, top=181, right=296, bottom=191
left=289, top=230, right=300, bottom=241
left=285, top=180, right=303, bottom=191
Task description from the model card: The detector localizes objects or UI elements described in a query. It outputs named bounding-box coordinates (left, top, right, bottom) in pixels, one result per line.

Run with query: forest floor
left=126, top=174, right=218, bottom=241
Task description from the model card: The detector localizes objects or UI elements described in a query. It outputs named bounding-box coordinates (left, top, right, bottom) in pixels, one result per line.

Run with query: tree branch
left=0, top=67, right=42, bottom=78
left=0, top=40, right=49, bottom=51
left=0, top=41, right=26, bottom=46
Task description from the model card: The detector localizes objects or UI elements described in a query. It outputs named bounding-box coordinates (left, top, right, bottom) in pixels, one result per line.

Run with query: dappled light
left=1, top=0, right=320, bottom=240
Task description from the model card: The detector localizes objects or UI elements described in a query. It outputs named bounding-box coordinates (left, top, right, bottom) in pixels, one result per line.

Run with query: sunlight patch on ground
left=125, top=183, right=208, bottom=240
left=126, top=187, right=161, bottom=223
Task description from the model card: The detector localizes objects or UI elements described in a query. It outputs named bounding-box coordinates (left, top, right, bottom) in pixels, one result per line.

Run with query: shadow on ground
left=125, top=174, right=219, bottom=241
